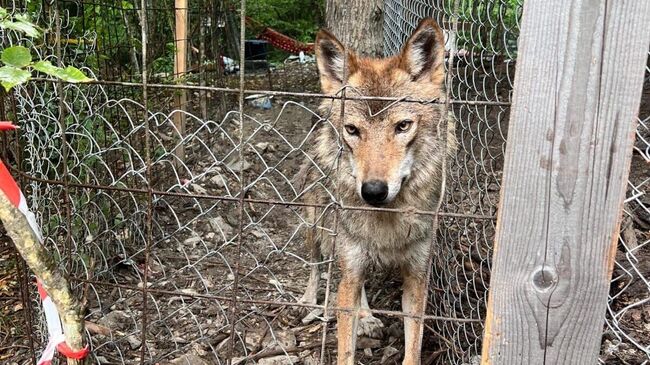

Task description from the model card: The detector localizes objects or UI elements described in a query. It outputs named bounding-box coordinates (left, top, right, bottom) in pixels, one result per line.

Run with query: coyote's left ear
left=399, top=18, right=445, bottom=84
left=315, top=29, right=358, bottom=94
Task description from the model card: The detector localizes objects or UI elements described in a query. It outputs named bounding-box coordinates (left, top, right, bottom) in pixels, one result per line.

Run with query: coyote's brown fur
left=297, top=18, right=456, bottom=365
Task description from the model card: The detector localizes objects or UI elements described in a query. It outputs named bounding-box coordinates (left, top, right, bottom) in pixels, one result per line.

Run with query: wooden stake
left=481, top=1, right=650, bottom=363
left=173, top=0, right=188, bottom=166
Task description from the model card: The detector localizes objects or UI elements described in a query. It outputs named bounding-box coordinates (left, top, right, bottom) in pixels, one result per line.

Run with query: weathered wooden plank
left=481, top=0, right=650, bottom=364
left=173, top=0, right=188, bottom=164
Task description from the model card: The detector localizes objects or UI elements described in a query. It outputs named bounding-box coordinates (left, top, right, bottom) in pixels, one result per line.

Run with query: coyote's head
left=315, top=18, right=446, bottom=206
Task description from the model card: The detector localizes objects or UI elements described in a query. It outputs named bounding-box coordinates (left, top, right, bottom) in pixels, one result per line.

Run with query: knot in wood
left=532, top=266, right=558, bottom=292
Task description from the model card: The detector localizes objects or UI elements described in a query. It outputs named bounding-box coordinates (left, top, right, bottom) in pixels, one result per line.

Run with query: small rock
left=258, top=355, right=299, bottom=365
left=210, top=174, right=226, bottom=188
left=251, top=229, right=265, bottom=238
left=172, top=336, right=189, bottom=344
left=126, top=335, right=141, bottom=350
left=209, top=216, right=233, bottom=236
left=98, top=310, right=131, bottom=332
left=364, top=348, right=373, bottom=357
left=255, top=142, right=270, bottom=152
left=356, top=337, right=382, bottom=349
left=165, top=354, right=210, bottom=365
left=191, top=184, right=207, bottom=195
left=231, top=357, right=248, bottom=365
left=183, top=236, right=202, bottom=245
left=302, top=308, right=324, bottom=324
left=245, top=330, right=264, bottom=350
left=381, top=346, right=399, bottom=363
left=226, top=157, right=251, bottom=172
left=263, top=330, right=296, bottom=350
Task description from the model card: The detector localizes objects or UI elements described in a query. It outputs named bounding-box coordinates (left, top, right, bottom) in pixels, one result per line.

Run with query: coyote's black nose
left=361, top=180, right=389, bottom=205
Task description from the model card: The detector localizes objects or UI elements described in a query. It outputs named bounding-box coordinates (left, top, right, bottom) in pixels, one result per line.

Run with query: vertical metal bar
left=54, top=0, right=73, bottom=283
left=318, top=36, right=349, bottom=365
left=15, top=249, right=37, bottom=365
left=139, top=0, right=152, bottom=363
left=199, top=0, right=208, bottom=122
left=227, top=0, right=247, bottom=362
left=173, top=0, right=187, bottom=166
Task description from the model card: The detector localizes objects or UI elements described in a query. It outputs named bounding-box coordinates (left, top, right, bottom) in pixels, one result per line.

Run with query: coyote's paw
left=357, top=315, right=384, bottom=338
left=291, top=289, right=319, bottom=323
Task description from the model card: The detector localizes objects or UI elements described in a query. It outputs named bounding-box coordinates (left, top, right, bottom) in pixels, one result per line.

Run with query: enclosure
left=1, top=0, right=649, bottom=364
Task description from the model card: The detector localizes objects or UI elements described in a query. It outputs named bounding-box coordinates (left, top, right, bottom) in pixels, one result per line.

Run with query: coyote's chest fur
left=302, top=18, right=452, bottom=365
left=309, top=114, right=452, bottom=274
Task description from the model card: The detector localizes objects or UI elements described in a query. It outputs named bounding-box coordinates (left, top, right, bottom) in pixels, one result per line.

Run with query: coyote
left=297, top=18, right=455, bottom=365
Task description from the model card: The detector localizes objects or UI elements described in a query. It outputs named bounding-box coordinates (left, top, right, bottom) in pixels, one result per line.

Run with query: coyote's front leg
left=336, top=267, right=363, bottom=365
left=401, top=268, right=427, bottom=365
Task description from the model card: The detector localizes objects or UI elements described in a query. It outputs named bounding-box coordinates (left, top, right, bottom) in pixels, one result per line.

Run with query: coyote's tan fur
left=297, top=18, right=456, bottom=365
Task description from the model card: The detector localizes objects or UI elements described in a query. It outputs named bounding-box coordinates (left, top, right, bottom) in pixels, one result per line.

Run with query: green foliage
left=0, top=65, right=31, bottom=90
left=448, top=0, right=522, bottom=57
left=152, top=42, right=176, bottom=75
left=66, top=1, right=140, bottom=69
left=247, top=0, right=324, bottom=43
left=2, top=46, right=32, bottom=67
left=0, top=8, right=41, bottom=37
left=0, top=7, right=93, bottom=91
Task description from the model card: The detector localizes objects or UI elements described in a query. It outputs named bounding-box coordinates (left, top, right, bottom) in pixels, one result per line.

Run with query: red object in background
left=0, top=159, right=21, bottom=207
left=0, top=121, right=17, bottom=131
left=257, top=27, right=315, bottom=54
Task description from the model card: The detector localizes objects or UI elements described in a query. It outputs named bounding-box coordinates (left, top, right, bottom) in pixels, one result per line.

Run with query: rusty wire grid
left=1, top=1, right=649, bottom=365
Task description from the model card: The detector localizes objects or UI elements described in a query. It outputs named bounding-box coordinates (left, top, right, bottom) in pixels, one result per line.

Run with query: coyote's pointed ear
left=399, top=18, right=445, bottom=84
left=315, top=29, right=358, bottom=94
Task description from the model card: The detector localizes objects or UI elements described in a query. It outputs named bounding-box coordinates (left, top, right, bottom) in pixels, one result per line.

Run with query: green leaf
left=0, top=65, right=31, bottom=91
left=0, top=14, right=41, bottom=37
left=32, top=60, right=61, bottom=76
left=54, top=66, right=92, bottom=83
left=0, top=7, right=8, bottom=19
left=1, top=46, right=32, bottom=67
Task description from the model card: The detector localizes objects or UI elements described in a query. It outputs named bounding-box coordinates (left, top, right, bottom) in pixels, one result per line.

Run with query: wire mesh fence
left=0, top=0, right=648, bottom=364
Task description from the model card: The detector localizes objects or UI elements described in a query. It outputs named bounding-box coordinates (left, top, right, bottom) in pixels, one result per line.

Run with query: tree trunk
left=325, top=0, right=384, bottom=57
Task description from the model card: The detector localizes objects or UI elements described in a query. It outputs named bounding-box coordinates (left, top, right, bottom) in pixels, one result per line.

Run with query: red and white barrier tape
left=0, top=156, right=89, bottom=363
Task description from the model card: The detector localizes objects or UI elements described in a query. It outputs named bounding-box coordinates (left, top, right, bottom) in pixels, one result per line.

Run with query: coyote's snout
left=344, top=114, right=417, bottom=206
left=296, top=17, right=456, bottom=365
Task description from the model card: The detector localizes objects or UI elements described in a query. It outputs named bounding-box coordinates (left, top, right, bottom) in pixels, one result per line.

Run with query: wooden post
left=481, top=1, right=650, bottom=364
left=173, top=0, right=188, bottom=165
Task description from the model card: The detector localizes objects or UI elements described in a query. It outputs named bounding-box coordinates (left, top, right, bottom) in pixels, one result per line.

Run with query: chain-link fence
left=385, top=1, right=517, bottom=363
left=1, top=0, right=648, bottom=364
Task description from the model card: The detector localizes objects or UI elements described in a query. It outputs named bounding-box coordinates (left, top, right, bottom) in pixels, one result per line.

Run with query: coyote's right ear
left=315, top=29, right=358, bottom=94
left=399, top=18, right=445, bottom=85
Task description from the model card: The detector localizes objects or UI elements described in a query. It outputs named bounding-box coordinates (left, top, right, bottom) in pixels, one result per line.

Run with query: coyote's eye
left=395, top=120, right=414, bottom=133
left=344, top=124, right=359, bottom=136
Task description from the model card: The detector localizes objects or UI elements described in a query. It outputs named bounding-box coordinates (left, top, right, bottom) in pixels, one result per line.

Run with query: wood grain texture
left=481, top=0, right=650, bottom=364
left=173, top=0, right=187, bottom=163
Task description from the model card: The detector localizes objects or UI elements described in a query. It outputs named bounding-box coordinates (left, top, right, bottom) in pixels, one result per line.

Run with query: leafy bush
left=0, top=7, right=93, bottom=91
